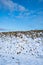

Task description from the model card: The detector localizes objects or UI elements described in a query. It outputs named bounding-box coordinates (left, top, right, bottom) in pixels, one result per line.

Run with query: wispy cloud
left=0, top=0, right=43, bottom=18
left=0, top=0, right=14, bottom=12
left=0, top=0, right=30, bottom=17
left=0, top=28, right=7, bottom=31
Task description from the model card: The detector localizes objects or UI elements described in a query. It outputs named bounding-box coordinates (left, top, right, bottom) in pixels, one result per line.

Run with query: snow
left=0, top=31, right=43, bottom=65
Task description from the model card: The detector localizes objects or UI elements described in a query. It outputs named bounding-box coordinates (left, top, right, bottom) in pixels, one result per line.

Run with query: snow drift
left=0, top=30, right=43, bottom=65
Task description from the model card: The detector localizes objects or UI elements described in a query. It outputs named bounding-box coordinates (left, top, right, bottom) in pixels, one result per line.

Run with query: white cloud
left=0, top=0, right=15, bottom=12
left=0, top=0, right=30, bottom=17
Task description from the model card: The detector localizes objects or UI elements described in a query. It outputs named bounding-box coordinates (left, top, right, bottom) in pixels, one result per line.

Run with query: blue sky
left=0, top=0, right=43, bottom=32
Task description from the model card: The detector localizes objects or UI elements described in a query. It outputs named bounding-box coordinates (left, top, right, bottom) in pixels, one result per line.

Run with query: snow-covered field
left=0, top=30, right=43, bottom=65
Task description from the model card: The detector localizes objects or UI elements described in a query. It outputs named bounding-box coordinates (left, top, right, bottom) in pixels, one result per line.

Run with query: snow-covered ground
left=0, top=31, right=43, bottom=65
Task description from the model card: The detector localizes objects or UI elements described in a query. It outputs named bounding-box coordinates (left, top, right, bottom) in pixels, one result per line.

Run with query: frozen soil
left=0, top=30, right=43, bottom=65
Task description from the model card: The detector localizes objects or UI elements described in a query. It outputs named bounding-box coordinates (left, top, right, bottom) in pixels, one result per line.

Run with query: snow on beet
left=0, top=30, right=43, bottom=65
